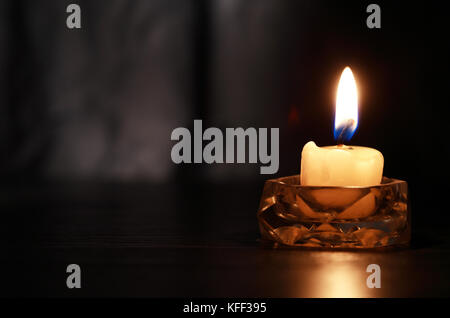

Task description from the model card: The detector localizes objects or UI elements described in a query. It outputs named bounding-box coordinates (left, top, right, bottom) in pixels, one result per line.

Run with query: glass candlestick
left=257, top=175, right=410, bottom=249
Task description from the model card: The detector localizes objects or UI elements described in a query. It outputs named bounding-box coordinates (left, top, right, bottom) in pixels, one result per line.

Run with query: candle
left=300, top=67, right=384, bottom=187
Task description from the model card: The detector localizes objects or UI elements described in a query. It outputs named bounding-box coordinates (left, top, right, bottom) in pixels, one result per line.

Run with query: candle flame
left=334, top=67, right=358, bottom=143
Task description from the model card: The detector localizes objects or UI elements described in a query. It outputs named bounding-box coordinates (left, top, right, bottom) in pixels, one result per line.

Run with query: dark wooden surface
left=1, top=181, right=449, bottom=298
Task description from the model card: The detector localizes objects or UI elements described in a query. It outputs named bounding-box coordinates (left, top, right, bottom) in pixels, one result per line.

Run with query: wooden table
left=1, top=181, right=449, bottom=298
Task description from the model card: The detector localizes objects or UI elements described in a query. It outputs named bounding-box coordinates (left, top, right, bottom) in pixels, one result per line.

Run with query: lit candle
left=300, top=67, right=384, bottom=187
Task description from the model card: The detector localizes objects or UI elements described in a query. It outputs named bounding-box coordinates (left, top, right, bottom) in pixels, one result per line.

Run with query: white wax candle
left=300, top=67, right=384, bottom=187
left=300, top=141, right=383, bottom=187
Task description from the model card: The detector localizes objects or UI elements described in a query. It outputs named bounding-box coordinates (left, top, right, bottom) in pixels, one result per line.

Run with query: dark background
left=1, top=0, right=449, bottom=298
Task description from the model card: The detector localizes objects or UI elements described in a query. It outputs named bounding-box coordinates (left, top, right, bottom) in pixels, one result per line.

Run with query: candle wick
left=335, top=119, right=355, bottom=145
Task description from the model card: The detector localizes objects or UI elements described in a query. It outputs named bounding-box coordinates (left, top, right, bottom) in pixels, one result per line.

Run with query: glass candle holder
left=257, top=175, right=410, bottom=249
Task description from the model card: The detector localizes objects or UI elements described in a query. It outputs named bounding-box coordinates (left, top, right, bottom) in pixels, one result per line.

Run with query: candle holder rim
left=269, top=175, right=406, bottom=189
